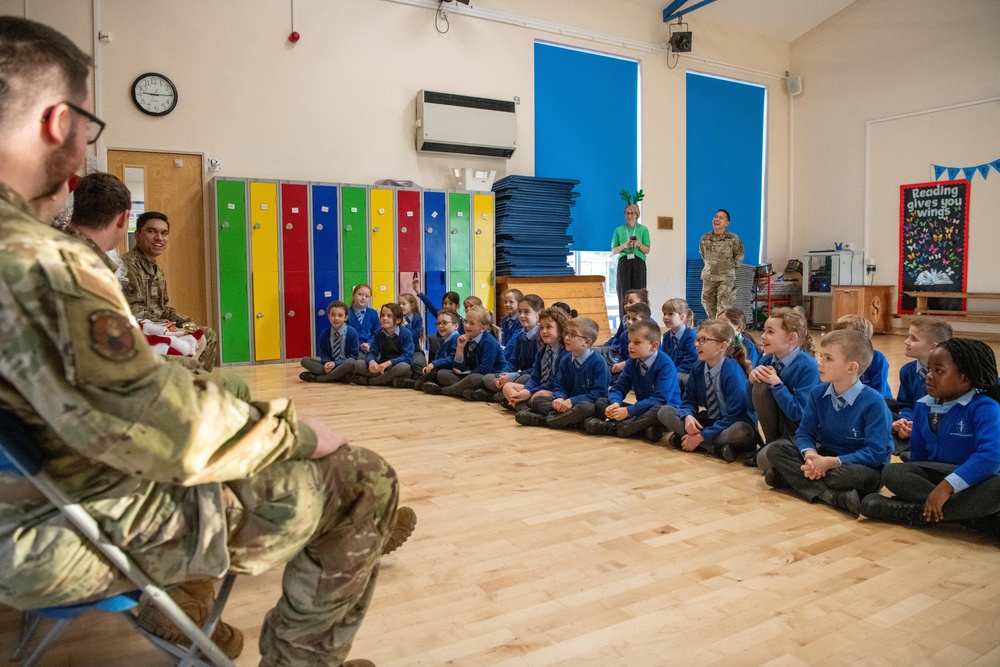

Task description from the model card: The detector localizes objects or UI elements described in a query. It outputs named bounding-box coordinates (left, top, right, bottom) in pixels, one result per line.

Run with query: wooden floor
left=3, top=335, right=1000, bottom=666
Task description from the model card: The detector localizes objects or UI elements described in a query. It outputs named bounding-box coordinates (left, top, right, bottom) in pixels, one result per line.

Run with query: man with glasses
left=0, top=17, right=394, bottom=667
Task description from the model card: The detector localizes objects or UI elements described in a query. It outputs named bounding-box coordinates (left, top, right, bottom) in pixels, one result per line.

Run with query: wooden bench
left=495, top=275, right=612, bottom=342
left=901, top=291, right=1000, bottom=325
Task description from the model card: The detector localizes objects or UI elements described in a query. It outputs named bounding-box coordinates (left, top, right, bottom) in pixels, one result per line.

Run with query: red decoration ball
left=289, top=31, right=301, bottom=43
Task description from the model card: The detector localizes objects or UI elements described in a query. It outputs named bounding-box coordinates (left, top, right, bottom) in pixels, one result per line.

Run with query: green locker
left=448, top=192, right=471, bottom=272
left=215, top=178, right=250, bottom=364
left=343, top=271, right=369, bottom=302
left=341, top=187, right=369, bottom=293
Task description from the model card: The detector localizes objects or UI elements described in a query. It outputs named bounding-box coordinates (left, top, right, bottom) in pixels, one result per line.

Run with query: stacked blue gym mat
left=492, top=175, right=579, bottom=276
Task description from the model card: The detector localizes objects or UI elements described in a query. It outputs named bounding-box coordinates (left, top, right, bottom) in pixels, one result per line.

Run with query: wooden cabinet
left=832, top=284, right=893, bottom=333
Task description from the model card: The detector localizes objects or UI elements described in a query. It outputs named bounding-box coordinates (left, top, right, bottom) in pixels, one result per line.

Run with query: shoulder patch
left=90, top=310, right=138, bottom=361
left=62, top=248, right=125, bottom=307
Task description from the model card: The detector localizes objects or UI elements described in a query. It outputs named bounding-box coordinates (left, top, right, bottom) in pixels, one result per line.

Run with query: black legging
left=616, top=256, right=647, bottom=317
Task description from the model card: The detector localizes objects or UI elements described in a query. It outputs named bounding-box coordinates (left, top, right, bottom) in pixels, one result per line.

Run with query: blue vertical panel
left=422, top=191, right=448, bottom=329
left=311, top=184, right=340, bottom=343
left=686, top=72, right=766, bottom=263
left=534, top=42, right=639, bottom=252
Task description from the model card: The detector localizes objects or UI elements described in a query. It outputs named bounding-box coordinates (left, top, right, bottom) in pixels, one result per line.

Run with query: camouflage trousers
left=701, top=279, right=737, bottom=319
left=196, top=325, right=219, bottom=371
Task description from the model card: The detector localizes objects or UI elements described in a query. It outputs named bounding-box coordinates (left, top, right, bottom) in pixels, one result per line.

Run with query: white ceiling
left=624, top=0, right=859, bottom=42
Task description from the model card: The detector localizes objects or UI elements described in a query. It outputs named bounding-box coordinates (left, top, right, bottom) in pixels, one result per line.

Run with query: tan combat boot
left=136, top=578, right=244, bottom=659
left=381, top=506, right=417, bottom=556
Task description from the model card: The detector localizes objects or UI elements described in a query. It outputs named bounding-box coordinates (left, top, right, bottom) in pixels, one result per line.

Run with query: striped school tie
left=918, top=365, right=928, bottom=382
left=773, top=359, right=784, bottom=375
left=832, top=395, right=846, bottom=411
left=331, top=329, right=343, bottom=362
left=705, top=369, right=721, bottom=419
left=639, top=362, right=647, bottom=377
left=541, top=348, right=554, bottom=380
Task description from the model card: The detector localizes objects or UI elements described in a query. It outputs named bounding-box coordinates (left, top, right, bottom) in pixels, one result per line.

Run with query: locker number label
left=321, top=206, right=329, bottom=212
left=291, top=207, right=299, bottom=213
left=351, top=207, right=358, bottom=213
left=406, top=211, right=413, bottom=217
left=227, top=203, right=236, bottom=210
left=380, top=285, right=386, bottom=291
left=261, top=204, right=268, bottom=210
left=456, top=282, right=464, bottom=287
left=378, top=207, right=385, bottom=215
left=324, top=291, right=332, bottom=297
left=482, top=213, right=488, bottom=220
left=457, top=211, right=464, bottom=217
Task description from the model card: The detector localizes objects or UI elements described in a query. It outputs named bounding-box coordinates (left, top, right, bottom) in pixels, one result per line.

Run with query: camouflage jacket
left=699, top=230, right=744, bottom=281
left=63, top=224, right=117, bottom=274
left=120, top=246, right=187, bottom=324
left=0, top=183, right=316, bottom=605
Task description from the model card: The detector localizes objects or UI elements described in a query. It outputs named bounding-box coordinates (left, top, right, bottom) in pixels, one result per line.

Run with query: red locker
left=281, top=183, right=312, bottom=359
left=396, top=190, right=422, bottom=272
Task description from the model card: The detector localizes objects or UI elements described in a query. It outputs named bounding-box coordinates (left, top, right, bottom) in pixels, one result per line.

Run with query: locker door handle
left=221, top=221, right=230, bottom=229
left=476, top=229, right=482, bottom=235
left=318, top=309, right=326, bottom=316
left=345, top=225, right=352, bottom=231
left=374, top=226, right=381, bottom=232
left=451, top=229, right=457, bottom=234
left=287, top=310, right=296, bottom=317
left=256, top=312, right=264, bottom=318
left=253, top=223, right=262, bottom=229
left=401, top=227, right=408, bottom=233
left=286, top=223, right=293, bottom=230
left=426, top=227, right=433, bottom=233
left=224, top=312, right=233, bottom=320
left=316, top=223, right=324, bottom=231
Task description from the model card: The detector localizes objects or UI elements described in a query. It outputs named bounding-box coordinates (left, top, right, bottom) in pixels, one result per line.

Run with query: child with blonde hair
left=892, top=316, right=954, bottom=460
left=499, top=288, right=523, bottom=345
left=423, top=306, right=505, bottom=397
left=398, top=292, right=425, bottom=369
left=346, top=283, right=379, bottom=354
left=833, top=314, right=891, bottom=399
left=661, top=297, right=698, bottom=388
left=718, top=307, right=760, bottom=368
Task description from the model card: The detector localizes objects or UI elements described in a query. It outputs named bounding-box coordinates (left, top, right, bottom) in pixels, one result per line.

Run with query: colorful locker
left=447, top=192, right=471, bottom=300
left=472, top=193, right=495, bottom=309
left=341, top=186, right=369, bottom=301
left=369, top=188, right=395, bottom=308
left=249, top=181, right=281, bottom=361
left=280, top=182, right=312, bottom=360
left=215, top=178, right=250, bottom=364
left=422, top=191, right=447, bottom=327
left=310, top=184, right=340, bottom=343
left=397, top=190, right=421, bottom=297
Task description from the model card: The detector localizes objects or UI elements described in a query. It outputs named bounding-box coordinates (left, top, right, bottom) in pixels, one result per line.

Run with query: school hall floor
left=3, top=334, right=1000, bottom=666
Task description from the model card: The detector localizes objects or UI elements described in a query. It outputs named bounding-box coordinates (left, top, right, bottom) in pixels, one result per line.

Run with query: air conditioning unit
left=416, top=90, right=517, bottom=159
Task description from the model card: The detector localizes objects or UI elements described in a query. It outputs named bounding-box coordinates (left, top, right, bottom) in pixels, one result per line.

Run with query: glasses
left=42, top=101, right=106, bottom=144
left=564, top=332, right=586, bottom=340
left=695, top=337, right=725, bottom=345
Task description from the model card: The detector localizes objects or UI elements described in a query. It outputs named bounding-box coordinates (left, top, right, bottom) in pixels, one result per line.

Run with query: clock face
left=131, top=73, right=177, bottom=116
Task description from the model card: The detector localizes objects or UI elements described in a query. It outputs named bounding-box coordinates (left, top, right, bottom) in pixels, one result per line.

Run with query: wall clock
left=131, top=72, right=177, bottom=116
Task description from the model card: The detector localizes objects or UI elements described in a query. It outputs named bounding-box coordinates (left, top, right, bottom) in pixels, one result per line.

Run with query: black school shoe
left=299, top=372, right=317, bottom=383
left=393, top=377, right=417, bottom=389
left=860, top=493, right=924, bottom=525
left=421, top=382, right=443, bottom=395
left=515, top=410, right=546, bottom=427
left=584, top=417, right=618, bottom=436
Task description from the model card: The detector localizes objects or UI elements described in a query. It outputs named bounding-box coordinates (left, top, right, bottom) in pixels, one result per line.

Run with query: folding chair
left=0, top=410, right=236, bottom=667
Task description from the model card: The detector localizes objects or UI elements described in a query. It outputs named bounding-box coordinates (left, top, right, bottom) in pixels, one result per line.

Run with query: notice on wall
left=898, top=179, right=970, bottom=313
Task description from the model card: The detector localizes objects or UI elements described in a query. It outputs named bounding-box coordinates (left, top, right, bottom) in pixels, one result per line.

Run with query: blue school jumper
left=612, top=325, right=630, bottom=363
left=418, top=292, right=464, bottom=334
left=347, top=306, right=380, bottom=346
left=681, top=357, right=752, bottom=442
left=793, top=381, right=892, bottom=468
left=318, top=324, right=360, bottom=364
left=553, top=350, right=610, bottom=405
left=747, top=349, right=820, bottom=425
left=500, top=314, right=518, bottom=346
left=609, top=350, right=681, bottom=417
left=739, top=334, right=760, bottom=368
left=429, top=331, right=460, bottom=371
left=366, top=326, right=414, bottom=366
left=455, top=332, right=505, bottom=375
left=896, top=360, right=927, bottom=421
left=861, top=349, right=893, bottom=399
left=524, top=345, right=570, bottom=394
left=911, top=392, right=1000, bottom=491
left=503, top=326, right=541, bottom=376
left=403, top=311, right=423, bottom=344
left=600, top=319, right=626, bottom=347
left=661, top=326, right=698, bottom=376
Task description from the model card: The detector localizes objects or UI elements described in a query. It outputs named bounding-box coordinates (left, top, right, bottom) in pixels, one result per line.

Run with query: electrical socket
left=866, top=263, right=877, bottom=273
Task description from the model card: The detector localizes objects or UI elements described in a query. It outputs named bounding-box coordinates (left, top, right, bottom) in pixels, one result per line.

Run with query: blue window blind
left=686, top=72, right=766, bottom=264
left=534, top=42, right=639, bottom=252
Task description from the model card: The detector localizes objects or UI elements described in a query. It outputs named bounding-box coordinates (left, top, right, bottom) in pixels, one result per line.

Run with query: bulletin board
left=898, top=179, right=970, bottom=313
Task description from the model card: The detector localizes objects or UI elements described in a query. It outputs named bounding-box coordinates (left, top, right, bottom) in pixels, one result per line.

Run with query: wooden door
left=107, top=150, right=208, bottom=328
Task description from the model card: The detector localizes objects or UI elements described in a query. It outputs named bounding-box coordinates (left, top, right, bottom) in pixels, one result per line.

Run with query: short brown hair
left=821, top=329, right=873, bottom=374
left=437, top=311, right=460, bottom=326
left=70, top=173, right=131, bottom=230
left=628, top=319, right=662, bottom=345
left=380, top=302, right=403, bottom=323
left=625, top=302, right=651, bottom=321
left=568, top=317, right=599, bottom=345
left=909, top=316, right=953, bottom=344
left=519, top=294, right=545, bottom=312
left=834, top=314, right=873, bottom=340
left=326, top=300, right=348, bottom=315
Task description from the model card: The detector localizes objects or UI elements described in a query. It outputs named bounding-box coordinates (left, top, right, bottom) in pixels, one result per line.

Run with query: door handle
left=253, top=223, right=261, bottom=229
left=224, top=312, right=233, bottom=320
left=256, top=312, right=264, bottom=318
left=221, top=221, right=230, bottom=229
left=286, top=223, right=293, bottom=230
left=287, top=310, right=295, bottom=317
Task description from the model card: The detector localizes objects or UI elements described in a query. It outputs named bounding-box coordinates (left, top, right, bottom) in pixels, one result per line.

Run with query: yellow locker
left=474, top=271, right=493, bottom=313
left=369, top=188, right=395, bottom=274
left=472, top=193, right=494, bottom=275
left=249, top=182, right=279, bottom=273
left=371, top=271, right=396, bottom=310
left=252, top=271, right=281, bottom=361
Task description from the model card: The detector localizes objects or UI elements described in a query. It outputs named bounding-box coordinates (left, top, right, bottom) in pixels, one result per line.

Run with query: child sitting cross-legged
left=500, top=307, right=569, bottom=411
left=406, top=310, right=460, bottom=390
left=585, top=319, right=681, bottom=442
left=609, top=303, right=650, bottom=378
left=470, top=294, right=544, bottom=402
left=657, top=319, right=757, bottom=463
left=661, top=297, right=698, bottom=389
left=516, top=317, right=610, bottom=429
left=860, top=338, right=1000, bottom=541
left=762, top=329, right=893, bottom=517
left=718, top=307, right=760, bottom=369
left=892, top=316, right=954, bottom=461
left=499, top=288, right=523, bottom=346
left=422, top=305, right=505, bottom=397
left=350, top=302, right=414, bottom=386
left=299, top=300, right=360, bottom=383
left=833, top=314, right=892, bottom=399
left=398, top=292, right=425, bottom=369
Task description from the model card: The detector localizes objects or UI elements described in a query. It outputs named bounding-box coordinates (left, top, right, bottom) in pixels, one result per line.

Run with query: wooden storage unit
left=832, top=284, right=893, bottom=333
left=495, top=275, right=612, bottom=343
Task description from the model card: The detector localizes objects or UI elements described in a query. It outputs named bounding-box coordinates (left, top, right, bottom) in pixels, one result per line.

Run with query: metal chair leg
left=21, top=618, right=71, bottom=667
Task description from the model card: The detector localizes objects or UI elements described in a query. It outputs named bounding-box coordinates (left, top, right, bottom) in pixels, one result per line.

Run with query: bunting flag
left=933, top=157, right=999, bottom=181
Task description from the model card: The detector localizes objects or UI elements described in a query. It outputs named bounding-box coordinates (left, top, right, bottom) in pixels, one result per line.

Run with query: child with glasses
left=658, top=320, right=756, bottom=462
left=422, top=306, right=504, bottom=397
left=516, top=317, right=609, bottom=429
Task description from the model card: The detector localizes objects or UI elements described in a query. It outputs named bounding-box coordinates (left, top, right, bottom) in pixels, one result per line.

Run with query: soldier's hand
left=302, top=417, right=350, bottom=459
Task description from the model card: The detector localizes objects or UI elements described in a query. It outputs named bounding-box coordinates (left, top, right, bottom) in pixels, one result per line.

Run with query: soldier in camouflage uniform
left=0, top=17, right=393, bottom=667
left=120, top=210, right=220, bottom=371
left=699, top=209, right=744, bottom=319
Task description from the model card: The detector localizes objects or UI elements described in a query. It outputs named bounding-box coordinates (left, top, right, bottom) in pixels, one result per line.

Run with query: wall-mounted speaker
left=786, top=74, right=803, bottom=97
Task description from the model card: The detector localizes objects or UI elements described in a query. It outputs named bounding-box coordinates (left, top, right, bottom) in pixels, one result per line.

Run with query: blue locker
left=311, top=184, right=340, bottom=343
left=422, top=191, right=448, bottom=328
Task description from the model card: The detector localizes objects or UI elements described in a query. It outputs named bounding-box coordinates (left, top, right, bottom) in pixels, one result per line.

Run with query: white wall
left=789, top=0, right=1000, bottom=330
left=3, top=0, right=793, bottom=313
